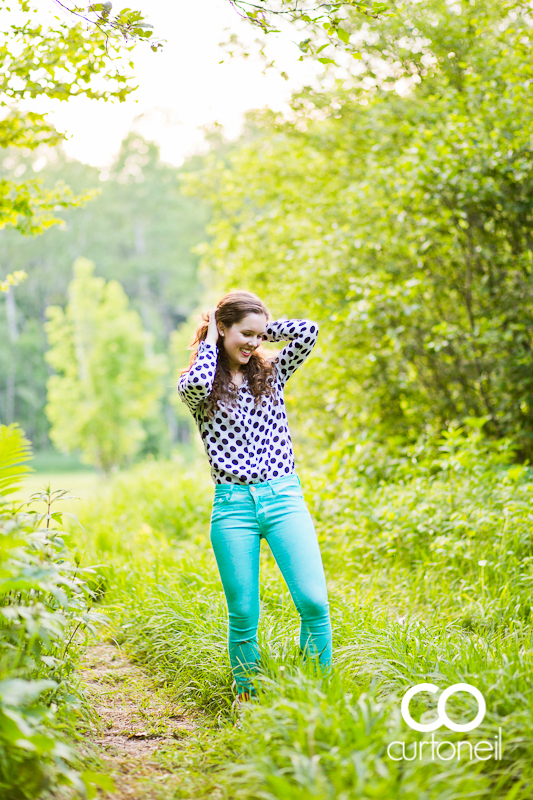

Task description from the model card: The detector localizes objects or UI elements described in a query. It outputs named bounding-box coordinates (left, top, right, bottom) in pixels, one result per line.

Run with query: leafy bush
left=69, top=454, right=214, bottom=601
left=307, top=422, right=533, bottom=632
left=0, top=423, right=108, bottom=799
left=186, top=0, right=533, bottom=459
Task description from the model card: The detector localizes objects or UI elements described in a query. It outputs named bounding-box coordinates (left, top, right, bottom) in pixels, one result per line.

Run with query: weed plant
left=0, top=424, right=112, bottom=800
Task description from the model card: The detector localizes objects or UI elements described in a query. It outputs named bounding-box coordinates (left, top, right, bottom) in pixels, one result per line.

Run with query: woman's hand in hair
left=206, top=307, right=220, bottom=346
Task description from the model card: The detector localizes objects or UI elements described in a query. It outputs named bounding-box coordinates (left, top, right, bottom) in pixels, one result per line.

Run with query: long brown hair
left=179, top=290, right=278, bottom=419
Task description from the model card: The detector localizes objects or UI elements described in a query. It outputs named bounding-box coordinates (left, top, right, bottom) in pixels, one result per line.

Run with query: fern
left=0, top=423, right=33, bottom=500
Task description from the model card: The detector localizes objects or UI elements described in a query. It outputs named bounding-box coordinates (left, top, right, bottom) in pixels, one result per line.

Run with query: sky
left=38, top=0, right=323, bottom=169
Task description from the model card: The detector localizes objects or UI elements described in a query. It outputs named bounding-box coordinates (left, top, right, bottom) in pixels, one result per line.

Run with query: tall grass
left=71, top=426, right=533, bottom=799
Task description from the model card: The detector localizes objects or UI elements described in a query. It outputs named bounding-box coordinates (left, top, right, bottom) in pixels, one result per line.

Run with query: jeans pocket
left=276, top=485, right=303, bottom=499
left=211, top=493, right=230, bottom=520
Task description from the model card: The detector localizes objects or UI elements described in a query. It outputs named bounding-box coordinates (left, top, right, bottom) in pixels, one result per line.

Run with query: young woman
left=177, top=290, right=332, bottom=704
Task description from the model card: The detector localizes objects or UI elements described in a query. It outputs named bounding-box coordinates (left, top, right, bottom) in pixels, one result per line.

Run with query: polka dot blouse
left=177, top=319, right=319, bottom=485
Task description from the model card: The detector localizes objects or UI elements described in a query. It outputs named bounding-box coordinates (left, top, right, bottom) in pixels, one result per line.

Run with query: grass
left=14, top=471, right=101, bottom=505
left=12, top=447, right=100, bottom=518
left=29, top=449, right=97, bottom=473
left=64, top=431, right=533, bottom=799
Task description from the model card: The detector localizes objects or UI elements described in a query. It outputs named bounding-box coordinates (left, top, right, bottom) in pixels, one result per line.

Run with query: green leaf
left=337, top=27, right=350, bottom=44
left=0, top=424, right=33, bottom=499
left=0, top=679, right=57, bottom=707
left=0, top=708, right=32, bottom=740
left=81, top=771, right=116, bottom=799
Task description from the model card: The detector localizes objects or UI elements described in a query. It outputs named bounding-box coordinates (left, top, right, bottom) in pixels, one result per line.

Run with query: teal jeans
left=209, top=473, right=333, bottom=694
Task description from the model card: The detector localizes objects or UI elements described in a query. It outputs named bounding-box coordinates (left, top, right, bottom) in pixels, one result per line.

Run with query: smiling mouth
left=240, top=349, right=253, bottom=356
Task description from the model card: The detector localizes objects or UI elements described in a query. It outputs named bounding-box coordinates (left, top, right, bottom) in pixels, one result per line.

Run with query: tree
left=44, top=257, right=167, bottom=472
left=0, top=270, right=26, bottom=293
left=52, top=2, right=163, bottom=50
left=0, top=136, right=207, bottom=447
left=0, top=0, right=156, bottom=236
left=220, top=0, right=393, bottom=65
left=80, top=133, right=208, bottom=339
left=185, top=0, right=533, bottom=459
left=58, top=1, right=393, bottom=63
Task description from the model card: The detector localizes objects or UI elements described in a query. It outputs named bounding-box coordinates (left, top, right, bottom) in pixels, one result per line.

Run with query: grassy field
left=12, top=448, right=100, bottom=519
left=15, top=471, right=100, bottom=504
left=61, top=428, right=533, bottom=800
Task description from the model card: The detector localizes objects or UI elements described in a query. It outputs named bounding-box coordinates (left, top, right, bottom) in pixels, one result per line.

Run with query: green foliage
left=87, top=134, right=207, bottom=330
left=72, top=454, right=212, bottom=554
left=0, top=423, right=107, bottom=798
left=224, top=0, right=394, bottom=63
left=0, top=166, right=95, bottom=237
left=69, top=439, right=533, bottom=798
left=311, top=425, right=533, bottom=631
left=0, top=0, right=148, bottom=236
left=186, top=0, right=533, bottom=458
left=0, top=423, right=32, bottom=499
left=56, top=2, right=164, bottom=51
left=0, top=270, right=26, bottom=293
left=44, top=258, right=168, bottom=473
left=0, top=136, right=207, bottom=450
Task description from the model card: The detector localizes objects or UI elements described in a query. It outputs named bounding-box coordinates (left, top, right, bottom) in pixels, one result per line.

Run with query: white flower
left=478, top=559, right=488, bottom=567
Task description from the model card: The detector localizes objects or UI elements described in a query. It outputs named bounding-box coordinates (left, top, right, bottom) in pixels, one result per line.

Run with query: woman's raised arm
left=263, top=318, right=319, bottom=388
left=177, top=308, right=219, bottom=412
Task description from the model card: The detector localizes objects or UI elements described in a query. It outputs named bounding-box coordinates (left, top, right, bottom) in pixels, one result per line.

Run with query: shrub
left=0, top=423, right=109, bottom=799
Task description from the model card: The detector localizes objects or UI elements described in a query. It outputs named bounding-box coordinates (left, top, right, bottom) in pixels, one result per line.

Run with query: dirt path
left=78, top=642, right=199, bottom=799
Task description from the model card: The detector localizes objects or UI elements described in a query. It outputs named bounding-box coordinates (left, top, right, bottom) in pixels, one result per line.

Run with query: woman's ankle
left=237, top=687, right=260, bottom=700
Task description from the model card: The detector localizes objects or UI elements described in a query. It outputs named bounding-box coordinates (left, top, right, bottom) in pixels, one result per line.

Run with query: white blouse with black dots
left=177, top=319, right=319, bottom=485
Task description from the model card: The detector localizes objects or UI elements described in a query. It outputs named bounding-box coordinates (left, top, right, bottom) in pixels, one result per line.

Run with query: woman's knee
left=228, top=600, right=260, bottom=632
left=298, top=592, right=330, bottom=621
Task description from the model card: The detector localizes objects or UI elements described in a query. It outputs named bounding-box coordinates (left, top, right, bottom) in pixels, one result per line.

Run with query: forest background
left=2, top=0, right=533, bottom=798
left=0, top=132, right=208, bottom=460
left=2, top=0, right=533, bottom=472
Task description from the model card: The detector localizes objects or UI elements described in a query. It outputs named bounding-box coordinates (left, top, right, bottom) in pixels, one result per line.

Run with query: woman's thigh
left=209, top=493, right=262, bottom=611
left=259, top=487, right=330, bottom=613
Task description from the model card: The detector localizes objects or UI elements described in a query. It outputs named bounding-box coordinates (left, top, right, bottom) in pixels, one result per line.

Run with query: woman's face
left=220, top=312, right=268, bottom=371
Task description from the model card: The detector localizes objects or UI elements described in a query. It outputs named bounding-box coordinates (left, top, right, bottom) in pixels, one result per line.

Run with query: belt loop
left=269, top=480, right=280, bottom=497
left=228, top=484, right=236, bottom=500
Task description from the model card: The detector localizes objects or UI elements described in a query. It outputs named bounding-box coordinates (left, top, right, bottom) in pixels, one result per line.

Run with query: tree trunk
left=5, top=286, right=19, bottom=342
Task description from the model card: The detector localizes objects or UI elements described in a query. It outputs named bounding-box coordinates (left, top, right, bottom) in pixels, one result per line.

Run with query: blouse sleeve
left=263, top=319, right=319, bottom=388
left=177, top=340, right=218, bottom=412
